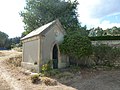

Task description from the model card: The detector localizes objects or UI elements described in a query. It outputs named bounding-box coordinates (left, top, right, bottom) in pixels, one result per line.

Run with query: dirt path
left=0, top=62, right=24, bottom=90
left=0, top=75, right=11, bottom=90
left=0, top=50, right=120, bottom=90
left=0, top=50, right=76, bottom=90
left=69, top=70, right=120, bottom=90
left=0, top=50, right=24, bottom=90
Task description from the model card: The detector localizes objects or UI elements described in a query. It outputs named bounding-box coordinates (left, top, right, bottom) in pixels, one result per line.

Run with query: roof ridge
left=21, top=19, right=58, bottom=40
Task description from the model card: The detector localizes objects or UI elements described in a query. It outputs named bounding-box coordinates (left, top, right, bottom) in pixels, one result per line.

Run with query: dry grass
left=0, top=51, right=6, bottom=57
left=6, top=54, right=22, bottom=67
left=12, top=47, right=22, bottom=52
left=41, top=77, right=58, bottom=86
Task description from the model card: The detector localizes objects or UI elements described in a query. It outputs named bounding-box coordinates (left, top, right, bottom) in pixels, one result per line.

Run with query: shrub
left=39, top=73, right=44, bottom=77
left=41, top=60, right=52, bottom=74
left=89, top=36, right=120, bottom=41
left=93, top=44, right=120, bottom=67
left=69, top=55, right=96, bottom=67
left=60, top=32, right=92, bottom=59
left=31, top=74, right=40, bottom=84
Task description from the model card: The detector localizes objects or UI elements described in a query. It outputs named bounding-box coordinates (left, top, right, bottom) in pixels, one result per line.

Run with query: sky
left=0, top=0, right=25, bottom=38
left=78, top=0, right=120, bottom=29
left=0, top=0, right=120, bottom=38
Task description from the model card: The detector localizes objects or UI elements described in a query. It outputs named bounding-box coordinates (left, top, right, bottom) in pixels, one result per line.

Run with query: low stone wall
left=92, top=40, right=120, bottom=47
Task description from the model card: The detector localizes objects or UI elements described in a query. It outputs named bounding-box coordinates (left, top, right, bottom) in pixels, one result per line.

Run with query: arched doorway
left=52, top=44, right=58, bottom=69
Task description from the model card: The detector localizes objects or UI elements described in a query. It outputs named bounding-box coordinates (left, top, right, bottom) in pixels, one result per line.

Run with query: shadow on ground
left=49, top=68, right=120, bottom=90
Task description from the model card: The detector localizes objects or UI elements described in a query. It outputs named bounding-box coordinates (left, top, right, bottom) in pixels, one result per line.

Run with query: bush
left=89, top=36, right=120, bottom=41
left=60, top=32, right=92, bottom=59
left=69, top=55, right=96, bottom=67
left=41, top=60, right=52, bottom=74
left=31, top=74, right=40, bottom=84
left=93, top=44, right=120, bottom=67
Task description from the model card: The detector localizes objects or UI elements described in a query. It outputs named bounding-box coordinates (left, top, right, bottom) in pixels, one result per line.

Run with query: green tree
left=88, top=27, right=103, bottom=37
left=95, top=27, right=103, bottom=36
left=102, top=26, right=120, bottom=36
left=10, top=37, right=21, bottom=48
left=20, top=0, right=81, bottom=36
left=0, top=31, right=9, bottom=48
left=111, top=26, right=120, bottom=35
left=88, top=28, right=96, bottom=37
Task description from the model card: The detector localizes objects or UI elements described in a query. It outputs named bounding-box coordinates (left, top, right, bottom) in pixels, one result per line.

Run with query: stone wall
left=92, top=40, right=120, bottom=47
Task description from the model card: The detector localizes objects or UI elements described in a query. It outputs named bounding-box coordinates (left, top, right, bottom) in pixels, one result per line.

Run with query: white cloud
left=99, top=20, right=120, bottom=29
left=78, top=0, right=101, bottom=28
left=78, top=0, right=120, bottom=29
left=90, top=0, right=120, bottom=18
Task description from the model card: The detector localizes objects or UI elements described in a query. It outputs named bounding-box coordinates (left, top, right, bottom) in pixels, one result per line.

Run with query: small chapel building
left=21, top=19, right=69, bottom=72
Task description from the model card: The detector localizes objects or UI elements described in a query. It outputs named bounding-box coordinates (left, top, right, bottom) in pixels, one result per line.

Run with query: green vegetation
left=68, top=65, right=81, bottom=73
left=89, top=36, right=120, bottom=41
left=41, top=60, right=53, bottom=74
left=41, top=61, right=70, bottom=77
left=87, top=26, right=120, bottom=69
left=20, top=0, right=120, bottom=71
left=0, top=31, right=9, bottom=49
left=31, top=74, right=40, bottom=84
left=0, top=31, right=21, bottom=49
left=10, top=37, right=21, bottom=48
left=89, top=26, right=120, bottom=37
left=20, top=0, right=86, bottom=36
left=92, top=44, right=120, bottom=67
left=60, top=31, right=92, bottom=60
left=20, top=0, right=92, bottom=69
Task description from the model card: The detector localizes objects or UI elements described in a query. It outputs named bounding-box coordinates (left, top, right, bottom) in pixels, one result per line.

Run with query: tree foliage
left=60, top=31, right=92, bottom=59
left=0, top=31, right=9, bottom=48
left=20, top=0, right=82, bottom=36
left=0, top=31, right=21, bottom=49
left=89, top=26, right=120, bottom=37
left=9, top=37, right=21, bottom=48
